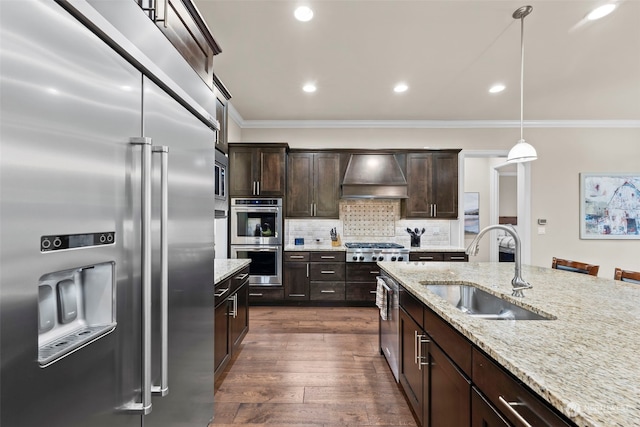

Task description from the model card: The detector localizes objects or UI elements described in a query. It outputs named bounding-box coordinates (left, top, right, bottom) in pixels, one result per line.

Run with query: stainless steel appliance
left=215, top=149, right=229, bottom=216
left=345, top=242, right=410, bottom=262
left=230, top=198, right=283, bottom=286
left=230, top=198, right=283, bottom=245
left=378, top=275, right=400, bottom=382
left=1, top=2, right=217, bottom=426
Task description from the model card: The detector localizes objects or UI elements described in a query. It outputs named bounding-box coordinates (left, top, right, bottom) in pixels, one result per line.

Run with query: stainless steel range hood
left=341, top=154, right=408, bottom=199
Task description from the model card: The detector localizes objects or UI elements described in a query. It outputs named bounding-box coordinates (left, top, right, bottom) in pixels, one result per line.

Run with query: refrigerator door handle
left=152, top=146, right=169, bottom=397
left=123, top=136, right=153, bottom=415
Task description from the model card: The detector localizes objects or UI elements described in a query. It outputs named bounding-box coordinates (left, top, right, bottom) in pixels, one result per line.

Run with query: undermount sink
left=425, top=284, right=554, bottom=320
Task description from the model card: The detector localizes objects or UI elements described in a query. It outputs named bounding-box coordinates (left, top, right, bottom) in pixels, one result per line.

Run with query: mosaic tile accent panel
left=340, top=200, right=398, bottom=237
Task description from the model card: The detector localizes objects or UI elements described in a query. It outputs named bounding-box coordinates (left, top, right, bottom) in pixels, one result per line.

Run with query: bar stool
left=551, top=257, right=599, bottom=276
left=614, top=268, right=640, bottom=284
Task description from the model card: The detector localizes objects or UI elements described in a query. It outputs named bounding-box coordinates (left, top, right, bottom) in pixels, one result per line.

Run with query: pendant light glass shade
left=507, top=138, right=537, bottom=163
left=507, top=5, right=537, bottom=164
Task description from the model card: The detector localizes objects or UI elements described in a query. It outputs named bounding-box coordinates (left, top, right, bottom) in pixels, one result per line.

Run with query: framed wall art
left=580, top=173, right=640, bottom=239
left=464, top=192, right=479, bottom=234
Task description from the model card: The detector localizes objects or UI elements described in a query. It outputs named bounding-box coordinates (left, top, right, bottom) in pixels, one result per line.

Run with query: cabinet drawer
left=310, top=251, right=346, bottom=262
left=424, top=307, right=472, bottom=376
left=399, top=285, right=423, bottom=328
left=310, top=282, right=345, bottom=301
left=346, top=263, right=381, bottom=281
left=214, top=278, right=231, bottom=307
left=229, top=266, right=250, bottom=294
left=284, top=252, right=309, bottom=262
left=248, top=287, right=284, bottom=302
left=310, top=263, right=346, bottom=281
left=409, top=252, right=444, bottom=262
left=472, top=349, right=573, bottom=427
left=443, top=252, right=468, bottom=262
left=346, top=283, right=377, bottom=302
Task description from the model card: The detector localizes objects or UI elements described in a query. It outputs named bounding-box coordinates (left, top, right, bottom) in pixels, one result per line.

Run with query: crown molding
left=226, top=106, right=640, bottom=130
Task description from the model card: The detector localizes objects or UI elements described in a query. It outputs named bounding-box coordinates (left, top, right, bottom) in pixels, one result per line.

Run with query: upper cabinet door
left=286, top=152, right=340, bottom=218
left=229, top=144, right=287, bottom=197
left=404, top=150, right=459, bottom=219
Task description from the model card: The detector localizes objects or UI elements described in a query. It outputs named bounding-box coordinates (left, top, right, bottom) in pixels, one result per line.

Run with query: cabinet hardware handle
left=307, top=263, right=309, bottom=277
left=320, top=290, right=336, bottom=293
left=288, top=294, right=306, bottom=297
left=214, top=288, right=229, bottom=298
left=289, top=255, right=305, bottom=259
left=249, top=293, right=263, bottom=297
left=320, top=270, right=335, bottom=274
left=310, top=203, right=314, bottom=216
left=419, top=256, right=434, bottom=260
left=256, top=181, right=260, bottom=195
left=498, top=396, right=533, bottom=427
left=320, top=256, right=336, bottom=259
left=434, top=204, right=437, bottom=217
left=235, top=273, right=249, bottom=280
left=419, top=336, right=430, bottom=367
left=369, top=290, right=377, bottom=294
left=370, top=271, right=380, bottom=274
left=449, top=256, right=465, bottom=260
left=414, top=331, right=420, bottom=365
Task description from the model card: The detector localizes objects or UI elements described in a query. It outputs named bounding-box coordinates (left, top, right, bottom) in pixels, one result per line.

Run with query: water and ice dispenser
left=37, top=261, right=116, bottom=367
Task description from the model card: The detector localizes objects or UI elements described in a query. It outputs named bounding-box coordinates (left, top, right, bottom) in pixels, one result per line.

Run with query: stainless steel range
left=345, top=242, right=409, bottom=263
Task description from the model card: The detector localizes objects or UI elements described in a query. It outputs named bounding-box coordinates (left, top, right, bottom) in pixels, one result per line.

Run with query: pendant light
left=507, top=5, right=537, bottom=163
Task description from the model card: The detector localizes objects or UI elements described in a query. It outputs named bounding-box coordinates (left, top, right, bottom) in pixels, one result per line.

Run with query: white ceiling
left=195, top=0, right=640, bottom=124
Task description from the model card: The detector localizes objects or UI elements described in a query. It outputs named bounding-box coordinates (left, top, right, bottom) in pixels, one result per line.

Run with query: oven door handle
left=232, top=246, right=280, bottom=252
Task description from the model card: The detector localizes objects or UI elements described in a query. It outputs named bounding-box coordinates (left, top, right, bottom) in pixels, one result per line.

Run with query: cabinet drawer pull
left=288, top=294, right=306, bottom=297
left=370, top=271, right=380, bottom=274
left=249, top=293, right=263, bottom=297
left=369, top=290, right=377, bottom=294
left=419, top=256, right=435, bottom=260
left=320, top=256, right=336, bottom=259
left=235, top=273, right=249, bottom=280
left=449, top=256, right=465, bottom=260
left=214, top=288, right=229, bottom=298
left=289, top=255, right=305, bottom=259
left=320, top=270, right=335, bottom=274
left=320, top=290, right=336, bottom=293
left=498, top=396, right=533, bottom=427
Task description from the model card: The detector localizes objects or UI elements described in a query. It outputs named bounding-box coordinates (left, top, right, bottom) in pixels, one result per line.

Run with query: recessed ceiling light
left=294, top=6, right=314, bottom=22
left=586, top=3, right=616, bottom=20
left=302, top=83, right=317, bottom=93
left=393, top=83, right=408, bottom=93
left=489, top=84, right=506, bottom=93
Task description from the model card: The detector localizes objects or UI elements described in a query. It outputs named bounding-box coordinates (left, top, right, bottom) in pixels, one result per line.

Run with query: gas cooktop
left=344, top=242, right=409, bottom=262
left=344, top=242, right=405, bottom=249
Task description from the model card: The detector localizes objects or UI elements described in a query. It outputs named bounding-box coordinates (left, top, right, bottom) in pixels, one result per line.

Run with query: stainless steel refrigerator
left=1, top=2, right=217, bottom=426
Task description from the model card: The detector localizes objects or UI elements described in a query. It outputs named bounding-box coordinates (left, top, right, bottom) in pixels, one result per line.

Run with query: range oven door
left=230, top=199, right=282, bottom=245
left=230, top=245, right=282, bottom=286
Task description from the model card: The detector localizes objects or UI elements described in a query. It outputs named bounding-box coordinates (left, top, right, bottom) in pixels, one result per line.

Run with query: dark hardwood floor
left=211, top=306, right=417, bottom=427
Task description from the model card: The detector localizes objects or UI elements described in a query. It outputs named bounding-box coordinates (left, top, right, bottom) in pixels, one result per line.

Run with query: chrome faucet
left=465, top=224, right=532, bottom=297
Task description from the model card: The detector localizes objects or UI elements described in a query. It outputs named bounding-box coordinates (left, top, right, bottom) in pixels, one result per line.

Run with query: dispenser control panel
left=41, top=232, right=115, bottom=252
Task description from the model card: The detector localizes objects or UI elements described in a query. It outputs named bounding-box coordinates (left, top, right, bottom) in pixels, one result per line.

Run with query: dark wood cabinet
left=248, top=286, right=284, bottom=303
left=139, top=0, right=221, bottom=88
left=287, top=152, right=340, bottom=218
left=228, top=143, right=287, bottom=197
left=471, top=387, right=510, bottom=427
left=284, top=252, right=309, bottom=301
left=214, top=78, right=231, bottom=154
left=409, top=251, right=468, bottom=262
left=399, top=308, right=425, bottom=426
left=309, top=252, right=345, bottom=301
left=214, top=266, right=250, bottom=380
left=404, top=150, right=460, bottom=219
left=345, top=263, right=381, bottom=303
left=428, top=343, right=471, bottom=427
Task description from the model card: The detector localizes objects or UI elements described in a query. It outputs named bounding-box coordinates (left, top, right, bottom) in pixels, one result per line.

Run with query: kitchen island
left=214, top=258, right=251, bottom=284
left=379, top=261, right=640, bottom=427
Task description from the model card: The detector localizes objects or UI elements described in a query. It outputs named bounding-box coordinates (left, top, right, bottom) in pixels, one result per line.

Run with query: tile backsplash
left=286, top=199, right=451, bottom=247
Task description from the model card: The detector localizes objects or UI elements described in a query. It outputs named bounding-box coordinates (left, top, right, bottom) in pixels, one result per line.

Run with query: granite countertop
left=378, top=261, right=640, bottom=427
left=407, top=246, right=466, bottom=252
left=214, top=258, right=251, bottom=284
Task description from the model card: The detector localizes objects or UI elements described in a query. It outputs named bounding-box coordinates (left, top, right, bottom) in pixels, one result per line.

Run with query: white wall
left=232, top=122, right=640, bottom=278
left=463, top=157, right=493, bottom=261
left=499, top=175, right=517, bottom=217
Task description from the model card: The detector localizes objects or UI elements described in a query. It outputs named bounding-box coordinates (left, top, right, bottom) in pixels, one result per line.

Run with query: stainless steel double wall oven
left=230, top=198, right=283, bottom=286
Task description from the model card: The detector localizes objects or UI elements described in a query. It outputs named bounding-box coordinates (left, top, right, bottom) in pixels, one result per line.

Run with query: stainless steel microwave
left=214, top=149, right=228, bottom=216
